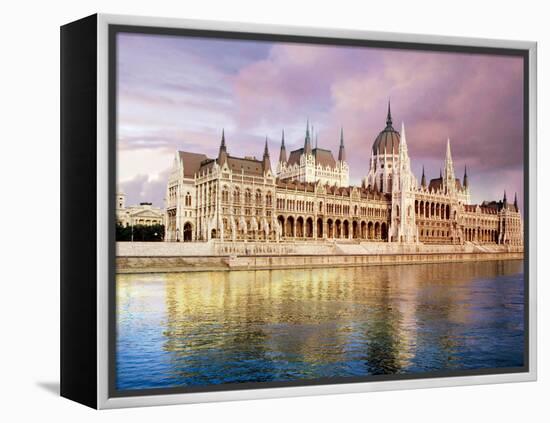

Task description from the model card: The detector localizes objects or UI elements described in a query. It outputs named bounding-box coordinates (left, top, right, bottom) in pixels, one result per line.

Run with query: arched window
left=255, top=190, right=262, bottom=206
left=185, top=192, right=192, bottom=207
left=222, top=186, right=229, bottom=202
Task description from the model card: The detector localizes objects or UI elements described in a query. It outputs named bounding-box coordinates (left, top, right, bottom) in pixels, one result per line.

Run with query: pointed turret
left=514, top=192, right=518, bottom=211
left=400, top=121, right=408, bottom=149
left=443, top=138, right=455, bottom=192
left=304, top=119, right=312, bottom=156
left=398, top=122, right=410, bottom=170
left=386, top=100, right=393, bottom=128
left=503, top=190, right=508, bottom=208
left=396, top=122, right=412, bottom=193
left=278, top=130, right=287, bottom=164
left=390, top=121, right=418, bottom=244
left=338, top=127, right=346, bottom=162
left=463, top=165, right=469, bottom=188
left=218, top=128, right=228, bottom=166
left=262, top=136, right=271, bottom=173
left=421, top=165, right=427, bottom=188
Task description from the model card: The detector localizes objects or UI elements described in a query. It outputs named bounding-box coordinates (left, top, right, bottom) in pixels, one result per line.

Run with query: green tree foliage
left=116, top=223, right=165, bottom=242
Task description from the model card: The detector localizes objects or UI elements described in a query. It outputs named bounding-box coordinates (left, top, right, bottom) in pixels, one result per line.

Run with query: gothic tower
left=262, top=137, right=272, bottom=174
left=389, top=122, right=418, bottom=243
left=443, top=138, right=456, bottom=194
left=338, top=127, right=346, bottom=162
left=218, top=129, right=228, bottom=166
left=336, top=127, right=350, bottom=187
left=304, top=120, right=313, bottom=157
left=277, top=130, right=287, bottom=174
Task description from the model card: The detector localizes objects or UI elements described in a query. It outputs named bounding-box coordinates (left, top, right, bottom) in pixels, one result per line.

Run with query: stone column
left=313, top=216, right=317, bottom=239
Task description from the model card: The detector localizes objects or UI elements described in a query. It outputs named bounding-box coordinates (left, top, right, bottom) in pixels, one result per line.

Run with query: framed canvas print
left=60, top=13, right=537, bottom=409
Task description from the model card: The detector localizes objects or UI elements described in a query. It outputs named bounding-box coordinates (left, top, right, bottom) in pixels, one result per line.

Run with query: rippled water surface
left=116, top=260, right=525, bottom=390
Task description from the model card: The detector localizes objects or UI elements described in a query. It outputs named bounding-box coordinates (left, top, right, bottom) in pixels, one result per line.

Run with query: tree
left=116, top=223, right=165, bottom=242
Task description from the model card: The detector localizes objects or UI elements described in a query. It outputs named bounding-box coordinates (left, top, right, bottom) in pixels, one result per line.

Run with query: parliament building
left=164, top=105, right=523, bottom=246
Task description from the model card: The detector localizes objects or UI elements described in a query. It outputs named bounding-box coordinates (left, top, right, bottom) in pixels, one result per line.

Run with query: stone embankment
left=116, top=241, right=523, bottom=274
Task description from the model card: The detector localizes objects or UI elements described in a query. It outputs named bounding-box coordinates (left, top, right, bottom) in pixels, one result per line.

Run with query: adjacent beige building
left=116, top=193, right=165, bottom=227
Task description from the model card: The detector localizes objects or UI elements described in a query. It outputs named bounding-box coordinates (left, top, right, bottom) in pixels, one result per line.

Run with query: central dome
left=372, top=104, right=400, bottom=155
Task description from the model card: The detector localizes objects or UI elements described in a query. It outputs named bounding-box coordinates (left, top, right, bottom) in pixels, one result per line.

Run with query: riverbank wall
left=116, top=241, right=523, bottom=274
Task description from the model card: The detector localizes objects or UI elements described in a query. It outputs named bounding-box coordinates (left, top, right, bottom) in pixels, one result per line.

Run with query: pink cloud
left=117, top=34, right=525, bottom=211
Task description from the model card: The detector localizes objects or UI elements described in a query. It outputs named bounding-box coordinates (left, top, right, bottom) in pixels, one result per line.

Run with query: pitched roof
left=286, top=147, right=337, bottom=168
left=287, top=148, right=303, bottom=166
left=196, top=155, right=265, bottom=176
left=225, top=156, right=264, bottom=176
left=179, top=150, right=266, bottom=177
left=428, top=177, right=463, bottom=191
left=275, top=179, right=316, bottom=191
left=178, top=151, right=208, bottom=178
left=313, top=148, right=337, bottom=168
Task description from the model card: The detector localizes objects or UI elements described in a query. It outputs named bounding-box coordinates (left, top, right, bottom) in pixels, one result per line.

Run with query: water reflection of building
left=165, top=104, right=523, bottom=247
left=147, top=261, right=523, bottom=380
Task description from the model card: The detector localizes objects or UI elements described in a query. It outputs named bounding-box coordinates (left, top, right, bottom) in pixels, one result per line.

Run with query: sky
left=116, top=32, right=525, bottom=211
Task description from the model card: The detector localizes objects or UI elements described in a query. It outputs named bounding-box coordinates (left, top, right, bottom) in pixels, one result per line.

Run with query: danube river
left=116, top=260, right=525, bottom=391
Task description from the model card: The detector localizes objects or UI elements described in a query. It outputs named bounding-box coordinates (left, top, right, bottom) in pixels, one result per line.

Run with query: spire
left=400, top=121, right=408, bottom=149
left=442, top=138, right=455, bottom=192
left=386, top=100, right=393, bottom=127
left=338, top=127, right=346, bottom=162
left=463, top=165, right=469, bottom=188
left=263, top=136, right=269, bottom=157
left=440, top=168, right=442, bottom=178
left=398, top=122, right=410, bottom=171
left=278, top=129, right=287, bottom=164
left=514, top=192, right=518, bottom=211
left=503, top=190, right=508, bottom=207
left=262, top=136, right=271, bottom=173
left=421, top=165, right=427, bottom=188
left=218, top=128, right=228, bottom=165
left=304, top=119, right=312, bottom=156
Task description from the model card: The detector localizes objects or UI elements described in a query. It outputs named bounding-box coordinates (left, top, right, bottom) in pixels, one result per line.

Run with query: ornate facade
left=165, top=105, right=523, bottom=246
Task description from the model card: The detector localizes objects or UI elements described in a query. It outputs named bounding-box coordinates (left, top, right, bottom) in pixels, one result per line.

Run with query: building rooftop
left=178, top=151, right=208, bottom=178
left=428, top=177, right=463, bottom=191
left=286, top=147, right=337, bottom=168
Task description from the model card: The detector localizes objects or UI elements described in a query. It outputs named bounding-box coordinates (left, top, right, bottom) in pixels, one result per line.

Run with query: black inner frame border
left=107, top=23, right=530, bottom=399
